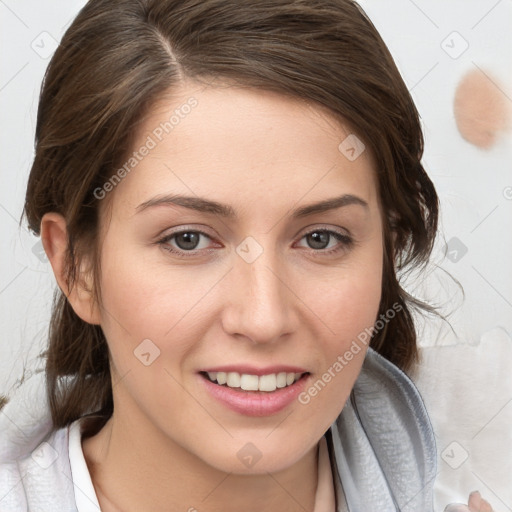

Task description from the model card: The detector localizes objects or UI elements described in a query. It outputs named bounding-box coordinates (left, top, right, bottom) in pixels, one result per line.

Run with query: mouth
left=196, top=361, right=312, bottom=416
left=198, top=369, right=311, bottom=416
left=199, top=370, right=309, bottom=393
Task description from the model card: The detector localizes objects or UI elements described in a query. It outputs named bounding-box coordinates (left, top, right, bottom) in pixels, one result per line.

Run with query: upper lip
left=200, top=365, right=308, bottom=376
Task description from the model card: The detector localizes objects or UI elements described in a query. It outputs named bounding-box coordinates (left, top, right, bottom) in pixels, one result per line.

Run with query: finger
left=480, top=497, right=494, bottom=512
left=468, top=491, right=482, bottom=512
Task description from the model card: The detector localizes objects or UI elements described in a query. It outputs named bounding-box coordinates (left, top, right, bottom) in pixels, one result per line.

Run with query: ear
left=40, top=212, right=101, bottom=325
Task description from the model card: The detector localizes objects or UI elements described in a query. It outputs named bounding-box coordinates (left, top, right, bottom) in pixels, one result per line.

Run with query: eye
left=157, top=229, right=217, bottom=257
left=156, top=226, right=354, bottom=259
left=296, top=228, right=353, bottom=255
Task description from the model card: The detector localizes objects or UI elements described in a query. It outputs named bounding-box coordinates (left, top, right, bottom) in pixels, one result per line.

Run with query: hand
left=444, top=491, right=494, bottom=512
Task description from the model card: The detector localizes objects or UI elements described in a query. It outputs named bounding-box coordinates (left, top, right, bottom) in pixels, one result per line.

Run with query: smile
left=198, top=371, right=311, bottom=416
left=202, top=371, right=306, bottom=392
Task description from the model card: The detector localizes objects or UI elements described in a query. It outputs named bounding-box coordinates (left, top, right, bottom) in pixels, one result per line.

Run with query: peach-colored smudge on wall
left=453, top=68, right=511, bottom=150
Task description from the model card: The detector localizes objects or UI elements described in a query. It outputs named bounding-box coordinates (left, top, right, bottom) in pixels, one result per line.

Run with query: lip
left=199, top=365, right=308, bottom=376
left=198, top=372, right=311, bottom=417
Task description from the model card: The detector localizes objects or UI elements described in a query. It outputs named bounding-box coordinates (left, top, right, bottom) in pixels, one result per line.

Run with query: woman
left=0, top=0, right=493, bottom=510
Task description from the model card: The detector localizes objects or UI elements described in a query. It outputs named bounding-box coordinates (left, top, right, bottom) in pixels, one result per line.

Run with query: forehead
left=105, top=81, right=381, bottom=221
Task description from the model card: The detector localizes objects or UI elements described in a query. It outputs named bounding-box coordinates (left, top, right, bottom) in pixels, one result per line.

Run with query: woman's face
left=94, top=81, right=384, bottom=474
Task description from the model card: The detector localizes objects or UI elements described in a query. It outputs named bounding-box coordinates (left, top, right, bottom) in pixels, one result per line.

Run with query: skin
left=42, top=81, right=385, bottom=511
left=445, top=491, right=494, bottom=512
left=453, top=68, right=510, bottom=150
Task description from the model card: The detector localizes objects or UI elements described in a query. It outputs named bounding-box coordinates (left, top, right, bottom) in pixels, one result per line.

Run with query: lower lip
left=198, top=373, right=310, bottom=417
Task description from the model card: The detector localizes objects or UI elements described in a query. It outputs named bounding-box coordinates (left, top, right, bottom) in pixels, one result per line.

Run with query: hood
left=329, top=347, right=437, bottom=511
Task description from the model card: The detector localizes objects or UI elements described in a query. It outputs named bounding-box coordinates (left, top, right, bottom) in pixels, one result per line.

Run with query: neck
left=82, top=412, right=319, bottom=512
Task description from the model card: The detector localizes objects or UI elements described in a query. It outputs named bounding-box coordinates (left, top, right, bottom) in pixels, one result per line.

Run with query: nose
left=220, top=238, right=298, bottom=345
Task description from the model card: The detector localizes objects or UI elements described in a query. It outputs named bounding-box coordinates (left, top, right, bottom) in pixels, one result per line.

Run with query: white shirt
left=68, top=419, right=101, bottom=511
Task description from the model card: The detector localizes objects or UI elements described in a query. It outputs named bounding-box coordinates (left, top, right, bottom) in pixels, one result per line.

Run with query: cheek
left=297, top=250, right=383, bottom=415
left=96, top=239, right=189, bottom=366
left=94, top=244, right=210, bottom=421
left=95, top=237, right=231, bottom=380
left=318, top=270, right=381, bottom=359
left=310, top=248, right=383, bottom=344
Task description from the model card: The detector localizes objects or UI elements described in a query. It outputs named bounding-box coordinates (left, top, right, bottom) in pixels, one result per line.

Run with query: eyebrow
left=135, top=193, right=369, bottom=218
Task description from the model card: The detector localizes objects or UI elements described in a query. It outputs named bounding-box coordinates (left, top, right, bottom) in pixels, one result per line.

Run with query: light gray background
left=1, top=0, right=511, bottom=509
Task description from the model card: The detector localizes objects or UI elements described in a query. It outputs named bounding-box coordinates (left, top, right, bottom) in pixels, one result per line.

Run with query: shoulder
left=0, top=424, right=77, bottom=511
left=0, top=373, right=78, bottom=511
left=329, top=347, right=437, bottom=511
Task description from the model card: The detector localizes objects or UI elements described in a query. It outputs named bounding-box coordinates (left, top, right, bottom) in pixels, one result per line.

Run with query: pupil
left=176, top=232, right=199, bottom=250
left=308, top=231, right=329, bottom=249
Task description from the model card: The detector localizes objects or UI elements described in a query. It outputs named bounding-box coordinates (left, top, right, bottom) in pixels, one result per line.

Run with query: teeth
left=227, top=372, right=240, bottom=387
left=276, top=372, right=287, bottom=388
left=258, top=374, right=276, bottom=392
left=240, top=374, right=259, bottom=391
left=204, top=371, right=304, bottom=391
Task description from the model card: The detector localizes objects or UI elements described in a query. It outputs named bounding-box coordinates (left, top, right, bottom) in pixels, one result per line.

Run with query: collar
left=327, top=347, right=437, bottom=511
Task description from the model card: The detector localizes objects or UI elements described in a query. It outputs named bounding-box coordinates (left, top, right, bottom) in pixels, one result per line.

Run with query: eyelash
left=156, top=227, right=354, bottom=258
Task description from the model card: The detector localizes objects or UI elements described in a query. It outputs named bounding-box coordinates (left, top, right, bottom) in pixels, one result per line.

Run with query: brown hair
left=13, top=0, right=441, bottom=433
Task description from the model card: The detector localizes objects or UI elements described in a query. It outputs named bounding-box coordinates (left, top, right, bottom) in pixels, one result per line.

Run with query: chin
left=198, top=437, right=312, bottom=476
